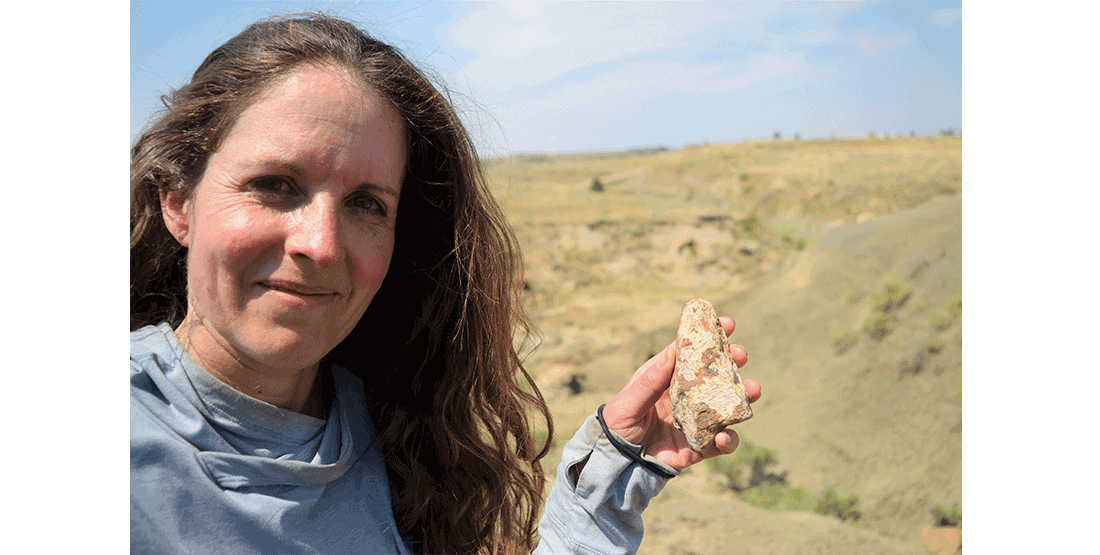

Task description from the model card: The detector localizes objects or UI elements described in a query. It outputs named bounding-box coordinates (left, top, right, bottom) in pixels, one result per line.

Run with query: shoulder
left=130, top=322, right=179, bottom=365
left=130, top=323, right=190, bottom=441
left=130, top=322, right=177, bottom=401
left=130, top=322, right=186, bottom=398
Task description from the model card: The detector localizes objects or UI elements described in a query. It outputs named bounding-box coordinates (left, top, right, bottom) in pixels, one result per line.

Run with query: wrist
left=596, top=404, right=677, bottom=479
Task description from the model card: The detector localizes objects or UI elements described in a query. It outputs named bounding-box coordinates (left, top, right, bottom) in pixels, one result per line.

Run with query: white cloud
left=926, top=8, right=961, bottom=28
left=490, top=52, right=833, bottom=135
left=595, top=54, right=810, bottom=105
left=447, top=1, right=739, bottom=89
left=474, top=49, right=840, bottom=153
left=440, top=1, right=951, bottom=153
left=856, top=32, right=911, bottom=55
left=791, top=29, right=837, bottom=44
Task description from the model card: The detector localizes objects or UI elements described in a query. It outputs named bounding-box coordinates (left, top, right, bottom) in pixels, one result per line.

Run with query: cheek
left=355, top=244, right=392, bottom=293
left=210, top=206, right=281, bottom=257
left=192, top=217, right=282, bottom=294
left=216, top=226, right=277, bottom=268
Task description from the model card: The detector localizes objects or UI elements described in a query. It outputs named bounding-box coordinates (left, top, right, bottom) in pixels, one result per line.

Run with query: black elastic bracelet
left=596, top=404, right=678, bottom=480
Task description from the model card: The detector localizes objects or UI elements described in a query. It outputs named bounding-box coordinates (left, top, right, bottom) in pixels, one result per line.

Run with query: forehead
left=251, top=63, right=370, bottom=112
left=214, top=64, right=409, bottom=187
left=238, top=63, right=401, bottom=137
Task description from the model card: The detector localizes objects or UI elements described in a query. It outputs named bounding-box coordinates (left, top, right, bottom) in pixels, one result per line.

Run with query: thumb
left=604, top=341, right=676, bottom=426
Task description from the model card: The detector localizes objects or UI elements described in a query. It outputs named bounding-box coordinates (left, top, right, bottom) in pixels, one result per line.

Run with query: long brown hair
left=130, top=13, right=552, bottom=554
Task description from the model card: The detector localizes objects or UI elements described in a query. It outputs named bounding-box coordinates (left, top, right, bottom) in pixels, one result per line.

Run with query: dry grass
left=485, top=136, right=961, bottom=227
left=484, top=136, right=962, bottom=554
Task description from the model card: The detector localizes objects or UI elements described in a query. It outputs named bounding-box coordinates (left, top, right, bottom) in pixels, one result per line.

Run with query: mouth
left=260, top=280, right=340, bottom=298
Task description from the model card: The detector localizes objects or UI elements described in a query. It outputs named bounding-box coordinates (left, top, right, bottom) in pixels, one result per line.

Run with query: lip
left=260, top=280, right=340, bottom=299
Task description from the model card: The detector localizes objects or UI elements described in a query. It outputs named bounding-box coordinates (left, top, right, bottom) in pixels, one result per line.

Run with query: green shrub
left=931, top=504, right=962, bottom=527
left=863, top=312, right=896, bottom=340
left=737, top=215, right=759, bottom=235
left=560, top=249, right=602, bottom=265
left=928, top=309, right=951, bottom=331
left=925, top=337, right=945, bottom=354
left=738, top=442, right=779, bottom=488
left=740, top=173, right=750, bottom=182
left=947, top=296, right=962, bottom=319
left=742, top=483, right=816, bottom=512
left=871, top=278, right=912, bottom=312
left=781, top=234, right=809, bottom=251
left=833, top=330, right=858, bottom=355
left=927, top=297, right=961, bottom=332
left=816, top=486, right=862, bottom=523
left=710, top=442, right=864, bottom=524
left=706, top=438, right=780, bottom=491
left=705, top=452, right=740, bottom=489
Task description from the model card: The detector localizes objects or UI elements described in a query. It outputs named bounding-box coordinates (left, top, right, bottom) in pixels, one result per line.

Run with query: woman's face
left=162, top=64, right=407, bottom=373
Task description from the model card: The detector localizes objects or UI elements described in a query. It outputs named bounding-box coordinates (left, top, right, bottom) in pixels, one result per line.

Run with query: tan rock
left=670, top=298, right=753, bottom=453
left=919, top=525, right=961, bottom=555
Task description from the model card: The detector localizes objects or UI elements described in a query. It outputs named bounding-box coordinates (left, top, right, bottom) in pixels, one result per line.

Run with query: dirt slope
left=726, top=196, right=962, bottom=541
left=488, top=137, right=963, bottom=553
left=617, top=197, right=961, bottom=553
left=642, top=474, right=925, bottom=555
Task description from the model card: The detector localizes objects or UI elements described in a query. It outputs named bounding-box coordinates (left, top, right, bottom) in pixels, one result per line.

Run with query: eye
left=251, top=175, right=295, bottom=194
left=347, top=194, right=387, bottom=217
left=249, top=176, right=301, bottom=207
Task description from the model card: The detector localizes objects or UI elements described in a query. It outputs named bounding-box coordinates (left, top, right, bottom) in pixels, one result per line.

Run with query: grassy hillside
left=483, top=136, right=961, bottom=553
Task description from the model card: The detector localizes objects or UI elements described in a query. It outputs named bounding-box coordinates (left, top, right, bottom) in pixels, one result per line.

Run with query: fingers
left=714, top=429, right=741, bottom=455
left=718, top=316, right=736, bottom=336
left=719, top=319, right=759, bottom=403
left=616, top=319, right=757, bottom=411
left=719, top=316, right=748, bottom=369
left=743, top=378, right=762, bottom=403
left=728, top=343, right=748, bottom=368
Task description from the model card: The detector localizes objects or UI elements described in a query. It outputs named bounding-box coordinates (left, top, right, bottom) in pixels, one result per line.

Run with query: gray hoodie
left=130, top=323, right=673, bottom=554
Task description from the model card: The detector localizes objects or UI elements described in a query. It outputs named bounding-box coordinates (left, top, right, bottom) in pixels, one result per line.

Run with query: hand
left=601, top=316, right=761, bottom=472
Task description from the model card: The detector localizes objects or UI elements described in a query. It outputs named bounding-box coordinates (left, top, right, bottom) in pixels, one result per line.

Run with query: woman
left=131, top=13, right=760, bottom=554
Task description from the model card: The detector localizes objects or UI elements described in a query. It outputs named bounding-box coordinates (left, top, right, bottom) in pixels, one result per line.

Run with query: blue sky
left=4, top=3, right=1098, bottom=550
left=131, top=0, right=961, bottom=155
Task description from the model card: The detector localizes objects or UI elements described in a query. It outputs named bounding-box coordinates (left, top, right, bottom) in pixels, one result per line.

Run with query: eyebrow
left=353, top=182, right=401, bottom=202
left=272, top=161, right=401, bottom=201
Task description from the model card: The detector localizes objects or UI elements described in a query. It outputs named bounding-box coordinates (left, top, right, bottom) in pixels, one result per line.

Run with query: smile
left=260, top=280, right=339, bottom=298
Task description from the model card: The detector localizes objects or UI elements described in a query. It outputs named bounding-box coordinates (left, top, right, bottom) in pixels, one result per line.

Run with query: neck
left=173, top=316, right=327, bottom=418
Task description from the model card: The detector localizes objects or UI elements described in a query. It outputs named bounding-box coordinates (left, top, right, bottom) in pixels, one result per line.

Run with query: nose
left=287, top=197, right=343, bottom=267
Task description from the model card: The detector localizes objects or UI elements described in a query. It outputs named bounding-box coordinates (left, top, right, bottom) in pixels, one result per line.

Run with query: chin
left=242, top=328, right=335, bottom=372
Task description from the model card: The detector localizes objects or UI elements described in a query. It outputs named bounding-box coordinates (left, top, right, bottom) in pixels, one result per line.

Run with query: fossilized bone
left=670, top=298, right=753, bottom=453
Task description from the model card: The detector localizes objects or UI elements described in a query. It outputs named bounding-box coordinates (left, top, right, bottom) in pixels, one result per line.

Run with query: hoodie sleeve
left=534, top=411, right=679, bottom=555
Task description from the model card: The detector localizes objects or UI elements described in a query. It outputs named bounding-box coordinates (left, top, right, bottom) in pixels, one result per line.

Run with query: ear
left=160, top=188, right=193, bottom=248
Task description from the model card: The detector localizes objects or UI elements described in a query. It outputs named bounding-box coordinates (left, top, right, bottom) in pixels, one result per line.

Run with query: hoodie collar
left=148, top=323, right=369, bottom=489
